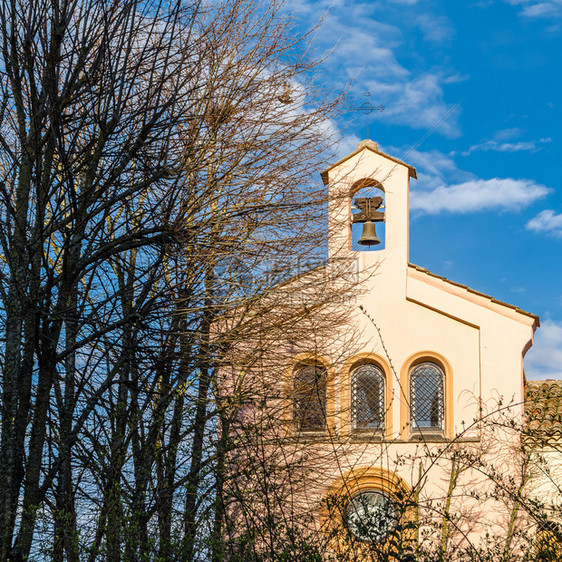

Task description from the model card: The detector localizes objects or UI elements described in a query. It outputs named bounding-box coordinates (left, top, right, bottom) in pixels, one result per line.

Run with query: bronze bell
left=358, top=220, right=380, bottom=246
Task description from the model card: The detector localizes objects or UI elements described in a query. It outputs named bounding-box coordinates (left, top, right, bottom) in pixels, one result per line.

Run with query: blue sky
left=293, top=0, right=562, bottom=379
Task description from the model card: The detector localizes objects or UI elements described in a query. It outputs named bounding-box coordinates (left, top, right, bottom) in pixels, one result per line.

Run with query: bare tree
left=0, top=0, right=342, bottom=559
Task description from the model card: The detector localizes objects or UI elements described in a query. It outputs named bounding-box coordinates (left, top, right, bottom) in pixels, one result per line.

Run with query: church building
left=222, top=140, right=546, bottom=559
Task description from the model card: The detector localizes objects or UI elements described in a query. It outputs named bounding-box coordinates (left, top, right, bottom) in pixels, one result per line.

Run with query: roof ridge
left=408, top=263, right=539, bottom=324
left=320, top=140, right=417, bottom=184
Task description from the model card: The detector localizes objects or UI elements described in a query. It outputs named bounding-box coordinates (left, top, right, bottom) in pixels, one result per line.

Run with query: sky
left=291, top=0, right=562, bottom=379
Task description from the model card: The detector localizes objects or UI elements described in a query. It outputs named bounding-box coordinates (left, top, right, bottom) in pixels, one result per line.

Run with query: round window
left=344, top=490, right=397, bottom=542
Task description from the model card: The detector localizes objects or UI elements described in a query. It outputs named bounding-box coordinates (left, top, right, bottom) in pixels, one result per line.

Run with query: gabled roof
left=408, top=263, right=540, bottom=325
left=320, top=140, right=417, bottom=185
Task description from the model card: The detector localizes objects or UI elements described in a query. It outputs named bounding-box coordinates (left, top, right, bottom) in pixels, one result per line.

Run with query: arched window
left=293, top=364, right=327, bottom=432
left=350, top=179, right=386, bottom=252
left=410, top=362, right=444, bottom=431
left=352, top=364, right=385, bottom=431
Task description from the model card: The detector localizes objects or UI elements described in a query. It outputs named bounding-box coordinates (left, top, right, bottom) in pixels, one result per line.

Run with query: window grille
left=293, top=364, right=327, bottom=432
left=410, top=362, right=444, bottom=430
left=352, top=364, right=385, bottom=431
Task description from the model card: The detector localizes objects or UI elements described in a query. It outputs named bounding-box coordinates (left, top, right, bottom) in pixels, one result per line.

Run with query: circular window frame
left=344, top=489, right=398, bottom=543
left=320, top=467, right=415, bottom=556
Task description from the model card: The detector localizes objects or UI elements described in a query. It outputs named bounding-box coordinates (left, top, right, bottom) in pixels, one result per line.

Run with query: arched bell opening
left=350, top=179, right=385, bottom=251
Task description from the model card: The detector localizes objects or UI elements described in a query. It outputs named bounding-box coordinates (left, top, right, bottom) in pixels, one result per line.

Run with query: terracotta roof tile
left=525, top=380, right=562, bottom=442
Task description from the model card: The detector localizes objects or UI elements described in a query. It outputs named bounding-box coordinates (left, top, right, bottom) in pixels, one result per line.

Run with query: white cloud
left=504, top=0, right=562, bottom=18
left=396, top=148, right=473, bottom=189
left=364, top=72, right=460, bottom=136
left=493, top=128, right=523, bottom=141
left=335, top=132, right=362, bottom=158
left=510, top=286, right=526, bottom=293
left=522, top=2, right=561, bottom=16
left=303, top=5, right=461, bottom=136
left=463, top=138, right=551, bottom=155
left=415, top=14, right=454, bottom=43
left=525, top=319, right=562, bottom=380
left=442, top=73, right=470, bottom=84
left=411, top=178, right=551, bottom=214
left=462, top=129, right=552, bottom=155
left=389, top=145, right=553, bottom=216
left=526, top=209, right=562, bottom=237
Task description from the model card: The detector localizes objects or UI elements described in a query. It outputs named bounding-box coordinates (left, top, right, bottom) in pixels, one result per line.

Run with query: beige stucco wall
left=315, top=141, right=537, bottom=550
left=222, top=141, right=539, bottom=555
left=323, top=141, right=535, bottom=437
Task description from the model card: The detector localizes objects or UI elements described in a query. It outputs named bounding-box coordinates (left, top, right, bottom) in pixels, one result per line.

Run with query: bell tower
left=321, top=140, right=417, bottom=292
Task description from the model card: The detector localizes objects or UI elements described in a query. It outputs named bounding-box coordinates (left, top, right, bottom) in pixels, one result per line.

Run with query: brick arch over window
left=400, top=352, right=454, bottom=440
left=284, top=354, right=335, bottom=435
left=319, top=466, right=416, bottom=556
left=340, top=353, right=393, bottom=438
